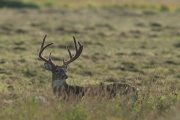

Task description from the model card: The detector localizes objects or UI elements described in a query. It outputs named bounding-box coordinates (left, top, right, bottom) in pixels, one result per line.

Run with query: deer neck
left=52, top=75, right=67, bottom=88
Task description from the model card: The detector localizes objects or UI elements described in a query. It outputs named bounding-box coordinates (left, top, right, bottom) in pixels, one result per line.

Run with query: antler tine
left=48, top=52, right=53, bottom=62
left=73, top=36, right=78, bottom=52
left=67, top=46, right=73, bottom=58
left=40, top=35, right=46, bottom=49
left=39, top=35, right=55, bottom=67
left=63, top=36, right=83, bottom=65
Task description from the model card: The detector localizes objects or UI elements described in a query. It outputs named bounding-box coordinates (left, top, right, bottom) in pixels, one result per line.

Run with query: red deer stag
left=39, top=35, right=139, bottom=101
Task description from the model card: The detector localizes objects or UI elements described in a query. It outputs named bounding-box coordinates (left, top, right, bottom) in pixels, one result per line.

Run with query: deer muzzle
left=62, top=74, right=68, bottom=79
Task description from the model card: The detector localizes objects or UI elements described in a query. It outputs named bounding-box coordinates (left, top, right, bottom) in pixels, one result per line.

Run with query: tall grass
left=0, top=70, right=179, bottom=120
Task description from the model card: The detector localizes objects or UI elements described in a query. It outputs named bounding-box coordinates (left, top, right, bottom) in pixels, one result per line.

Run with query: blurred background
left=0, top=0, right=180, bottom=120
left=0, top=0, right=180, bottom=10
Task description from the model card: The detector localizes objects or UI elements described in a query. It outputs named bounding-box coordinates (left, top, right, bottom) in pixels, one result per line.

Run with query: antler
left=63, top=36, right=83, bottom=65
left=39, top=35, right=55, bottom=67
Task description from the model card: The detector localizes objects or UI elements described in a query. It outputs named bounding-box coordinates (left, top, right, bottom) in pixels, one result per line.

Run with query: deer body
left=39, top=35, right=139, bottom=101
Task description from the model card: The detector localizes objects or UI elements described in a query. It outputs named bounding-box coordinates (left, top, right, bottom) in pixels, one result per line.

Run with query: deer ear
left=44, top=63, right=53, bottom=71
left=65, top=65, right=69, bottom=72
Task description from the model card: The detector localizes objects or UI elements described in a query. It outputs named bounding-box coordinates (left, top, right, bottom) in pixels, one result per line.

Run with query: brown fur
left=54, top=81, right=139, bottom=101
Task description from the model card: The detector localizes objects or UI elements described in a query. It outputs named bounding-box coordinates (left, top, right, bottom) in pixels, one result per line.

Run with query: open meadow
left=0, top=0, right=180, bottom=120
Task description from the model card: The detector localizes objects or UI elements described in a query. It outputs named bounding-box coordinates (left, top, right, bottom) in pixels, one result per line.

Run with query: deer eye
left=55, top=69, right=60, bottom=74
left=55, top=69, right=64, bottom=74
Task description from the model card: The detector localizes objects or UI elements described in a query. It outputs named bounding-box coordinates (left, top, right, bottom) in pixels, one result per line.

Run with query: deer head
left=39, top=35, right=83, bottom=89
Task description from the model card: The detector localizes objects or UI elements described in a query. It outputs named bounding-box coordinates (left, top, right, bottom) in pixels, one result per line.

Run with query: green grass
left=0, top=1, right=180, bottom=120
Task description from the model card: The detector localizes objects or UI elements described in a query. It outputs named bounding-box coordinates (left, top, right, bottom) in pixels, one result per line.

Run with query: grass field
left=0, top=0, right=180, bottom=120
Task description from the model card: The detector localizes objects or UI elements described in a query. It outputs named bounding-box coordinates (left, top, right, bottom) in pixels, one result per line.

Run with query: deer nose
left=62, top=75, right=68, bottom=79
